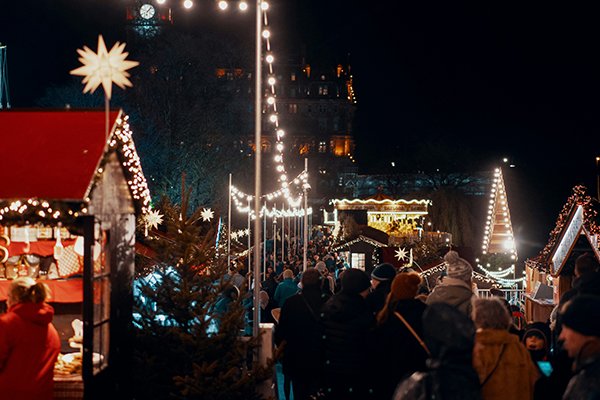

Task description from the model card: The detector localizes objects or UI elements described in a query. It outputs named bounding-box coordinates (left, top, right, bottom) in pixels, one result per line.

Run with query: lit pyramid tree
left=132, top=176, right=274, bottom=400
left=478, top=168, right=523, bottom=286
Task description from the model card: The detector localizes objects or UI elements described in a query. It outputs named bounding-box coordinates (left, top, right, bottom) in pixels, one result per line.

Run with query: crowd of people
left=257, top=247, right=600, bottom=400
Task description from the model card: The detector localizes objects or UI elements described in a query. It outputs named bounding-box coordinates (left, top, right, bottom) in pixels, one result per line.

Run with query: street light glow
left=157, top=0, right=166, bottom=3
left=218, top=1, right=227, bottom=10
left=261, top=2, right=269, bottom=10
left=239, top=2, right=248, bottom=10
left=184, top=0, right=193, bottom=9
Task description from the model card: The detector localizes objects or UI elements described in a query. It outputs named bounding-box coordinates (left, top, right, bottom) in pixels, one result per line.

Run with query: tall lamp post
left=185, top=0, right=263, bottom=338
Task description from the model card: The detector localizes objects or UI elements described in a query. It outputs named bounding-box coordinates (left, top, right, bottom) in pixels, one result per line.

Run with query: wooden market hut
left=0, top=108, right=152, bottom=398
left=524, top=186, right=600, bottom=322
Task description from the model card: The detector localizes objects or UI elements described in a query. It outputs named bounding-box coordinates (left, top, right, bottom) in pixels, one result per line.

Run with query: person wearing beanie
left=368, top=272, right=428, bottom=400
left=366, top=263, right=397, bottom=315
left=274, top=269, right=299, bottom=308
left=559, top=295, right=600, bottom=400
left=426, top=250, right=476, bottom=316
left=320, top=268, right=375, bottom=399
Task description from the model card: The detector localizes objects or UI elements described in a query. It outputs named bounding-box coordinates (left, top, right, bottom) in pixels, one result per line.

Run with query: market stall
left=524, top=186, right=600, bottom=322
left=0, top=108, right=152, bottom=399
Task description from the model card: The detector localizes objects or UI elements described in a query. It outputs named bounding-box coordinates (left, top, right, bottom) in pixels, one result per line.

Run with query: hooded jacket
left=426, top=278, right=475, bottom=316
left=0, top=302, right=61, bottom=399
left=394, top=302, right=482, bottom=400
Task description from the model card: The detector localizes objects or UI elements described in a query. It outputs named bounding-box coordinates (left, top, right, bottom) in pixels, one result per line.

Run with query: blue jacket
left=274, top=278, right=298, bottom=308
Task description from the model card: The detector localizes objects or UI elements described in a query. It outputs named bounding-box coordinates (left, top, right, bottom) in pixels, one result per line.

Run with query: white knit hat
left=444, top=250, right=473, bottom=280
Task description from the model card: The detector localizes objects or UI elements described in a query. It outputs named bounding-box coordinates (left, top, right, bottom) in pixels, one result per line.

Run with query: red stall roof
left=0, top=109, right=121, bottom=201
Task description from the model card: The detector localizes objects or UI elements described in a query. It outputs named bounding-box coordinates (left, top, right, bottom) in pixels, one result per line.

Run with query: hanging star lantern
left=395, top=247, right=408, bottom=261
left=231, top=232, right=239, bottom=240
left=201, top=208, right=214, bottom=222
left=70, top=35, right=139, bottom=100
left=144, top=209, right=164, bottom=231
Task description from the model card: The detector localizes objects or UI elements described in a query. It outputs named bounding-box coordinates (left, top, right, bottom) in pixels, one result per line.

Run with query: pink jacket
left=0, top=302, right=61, bottom=399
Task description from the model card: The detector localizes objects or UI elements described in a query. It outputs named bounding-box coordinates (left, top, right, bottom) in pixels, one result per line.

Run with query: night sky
left=2, top=0, right=599, bottom=259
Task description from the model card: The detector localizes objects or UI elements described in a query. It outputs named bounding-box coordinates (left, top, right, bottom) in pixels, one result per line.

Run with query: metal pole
left=228, top=174, right=232, bottom=269
left=263, top=200, right=266, bottom=279
left=253, top=0, right=263, bottom=339
left=282, top=205, right=285, bottom=266
left=273, top=203, right=277, bottom=272
left=303, top=158, right=308, bottom=271
left=248, top=197, right=251, bottom=272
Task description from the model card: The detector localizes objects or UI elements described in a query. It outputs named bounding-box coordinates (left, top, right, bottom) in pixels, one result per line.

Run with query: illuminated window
left=351, top=253, right=365, bottom=270
left=319, top=141, right=327, bottom=153
left=318, top=86, right=323, bottom=95
left=323, top=85, right=328, bottom=95
left=291, top=72, right=296, bottom=81
left=288, top=104, right=297, bottom=114
left=321, top=75, right=326, bottom=80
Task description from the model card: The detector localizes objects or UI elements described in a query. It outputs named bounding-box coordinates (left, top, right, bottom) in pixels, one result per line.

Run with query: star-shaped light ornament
left=395, top=247, right=408, bottom=261
left=145, top=209, right=164, bottom=230
left=70, top=35, right=139, bottom=100
left=201, top=208, right=214, bottom=222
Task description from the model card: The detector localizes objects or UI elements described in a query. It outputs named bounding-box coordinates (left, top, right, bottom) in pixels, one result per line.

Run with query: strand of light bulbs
left=183, top=1, right=307, bottom=213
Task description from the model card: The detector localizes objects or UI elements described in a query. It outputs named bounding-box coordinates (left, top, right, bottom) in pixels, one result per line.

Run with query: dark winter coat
left=365, top=280, right=392, bottom=315
left=368, top=299, right=428, bottom=400
left=426, top=278, right=475, bottom=316
left=562, top=339, right=600, bottom=400
left=0, top=302, right=61, bottom=399
left=274, top=278, right=299, bottom=308
left=393, top=303, right=482, bottom=400
left=274, top=288, right=329, bottom=377
left=320, top=291, right=375, bottom=389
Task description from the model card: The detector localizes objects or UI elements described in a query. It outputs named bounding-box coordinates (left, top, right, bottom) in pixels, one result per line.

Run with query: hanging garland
left=529, top=185, right=600, bottom=272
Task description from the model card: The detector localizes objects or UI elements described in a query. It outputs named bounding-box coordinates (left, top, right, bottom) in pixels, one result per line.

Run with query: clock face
left=140, top=4, right=155, bottom=19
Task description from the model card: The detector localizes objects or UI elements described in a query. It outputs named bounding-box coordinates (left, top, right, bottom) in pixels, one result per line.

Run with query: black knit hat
left=371, top=263, right=397, bottom=282
left=341, top=268, right=371, bottom=295
left=560, top=295, right=600, bottom=337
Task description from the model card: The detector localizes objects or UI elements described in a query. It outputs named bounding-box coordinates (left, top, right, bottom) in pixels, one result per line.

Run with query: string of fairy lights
left=184, top=0, right=312, bottom=219
left=0, top=114, right=152, bottom=226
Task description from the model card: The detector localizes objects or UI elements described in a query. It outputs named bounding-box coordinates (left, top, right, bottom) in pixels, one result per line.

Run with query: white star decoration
left=144, top=209, right=164, bottom=231
left=201, top=208, right=214, bottom=222
left=70, top=35, right=139, bottom=100
left=395, top=247, right=408, bottom=261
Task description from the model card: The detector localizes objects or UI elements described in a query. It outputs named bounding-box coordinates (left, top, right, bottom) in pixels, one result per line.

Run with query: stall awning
left=0, top=109, right=121, bottom=200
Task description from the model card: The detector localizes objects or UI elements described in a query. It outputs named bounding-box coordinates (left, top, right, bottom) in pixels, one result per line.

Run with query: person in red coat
left=0, top=277, right=61, bottom=399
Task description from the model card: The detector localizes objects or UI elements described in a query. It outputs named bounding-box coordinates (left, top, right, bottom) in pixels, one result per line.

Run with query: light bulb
left=262, top=30, right=270, bottom=38
left=268, top=77, right=276, bottom=85
left=267, top=97, right=275, bottom=105
left=270, top=115, right=277, bottom=122
left=266, top=54, right=274, bottom=63
left=184, top=0, right=193, bottom=9
left=239, top=2, right=248, bottom=10
left=261, top=2, right=269, bottom=9
left=219, top=1, right=227, bottom=9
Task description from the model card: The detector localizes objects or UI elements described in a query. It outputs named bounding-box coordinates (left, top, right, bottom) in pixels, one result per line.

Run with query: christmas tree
left=133, top=178, right=275, bottom=399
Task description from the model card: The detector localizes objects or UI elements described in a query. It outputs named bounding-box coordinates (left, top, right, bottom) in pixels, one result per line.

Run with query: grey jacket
left=562, top=340, right=600, bottom=400
left=426, top=278, right=474, bottom=316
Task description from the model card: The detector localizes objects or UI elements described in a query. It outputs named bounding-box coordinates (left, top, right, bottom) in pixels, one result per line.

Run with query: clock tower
left=125, top=0, right=173, bottom=38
